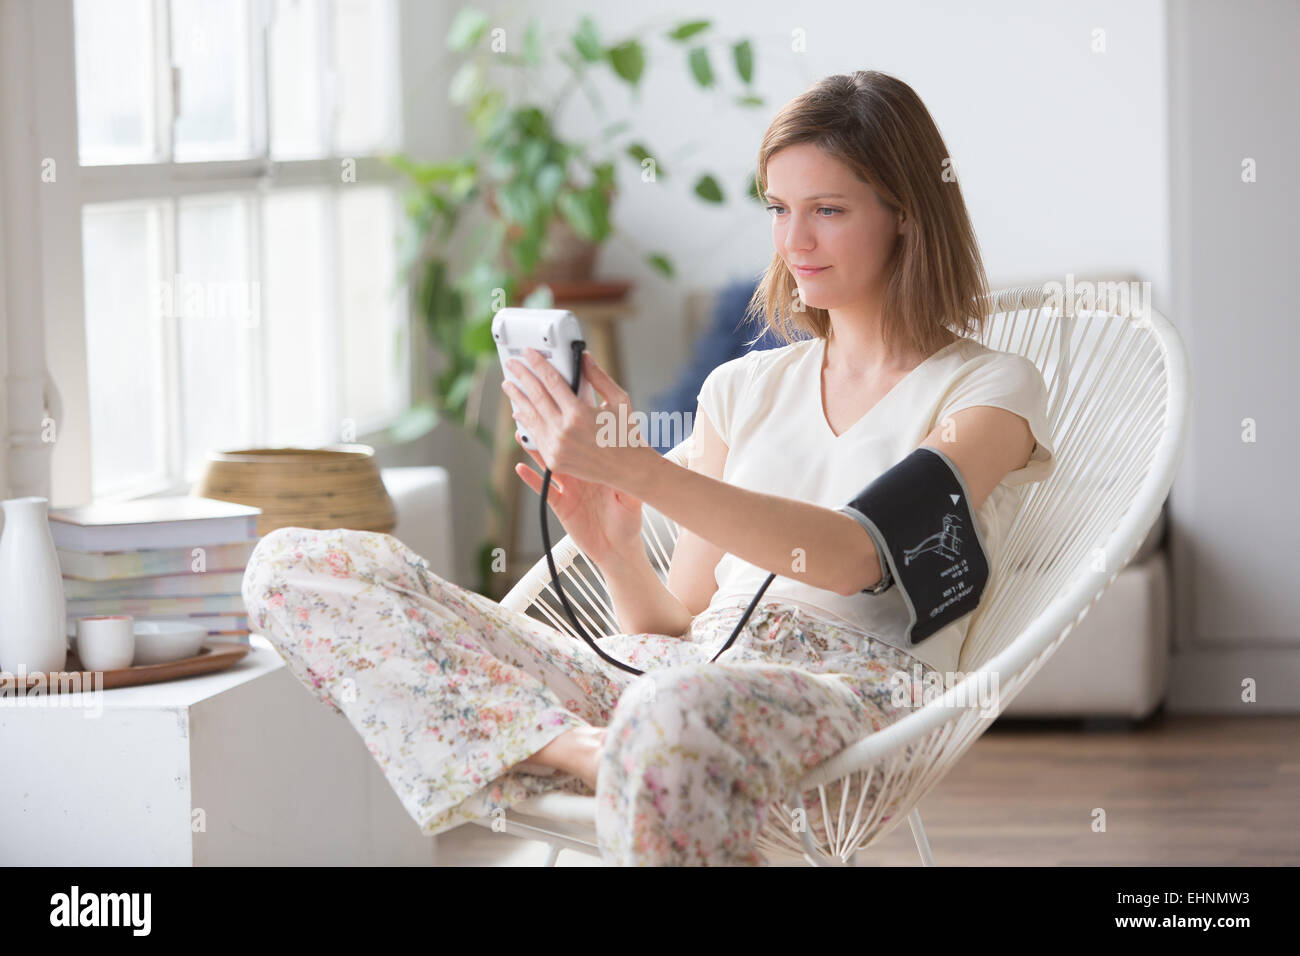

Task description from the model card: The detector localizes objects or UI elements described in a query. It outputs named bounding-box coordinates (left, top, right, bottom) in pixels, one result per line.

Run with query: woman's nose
left=782, top=214, right=815, bottom=252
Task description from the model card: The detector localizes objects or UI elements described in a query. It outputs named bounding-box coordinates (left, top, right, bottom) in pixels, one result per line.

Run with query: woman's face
left=764, top=143, right=903, bottom=313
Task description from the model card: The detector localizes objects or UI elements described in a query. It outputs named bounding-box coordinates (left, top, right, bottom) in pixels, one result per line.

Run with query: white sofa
left=1001, top=505, right=1169, bottom=719
left=380, top=466, right=457, bottom=583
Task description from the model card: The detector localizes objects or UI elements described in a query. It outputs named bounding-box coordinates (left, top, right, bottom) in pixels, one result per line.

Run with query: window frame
left=24, top=0, right=429, bottom=506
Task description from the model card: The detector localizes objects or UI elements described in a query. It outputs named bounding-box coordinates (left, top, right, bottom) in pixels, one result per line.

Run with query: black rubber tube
left=538, top=340, right=773, bottom=676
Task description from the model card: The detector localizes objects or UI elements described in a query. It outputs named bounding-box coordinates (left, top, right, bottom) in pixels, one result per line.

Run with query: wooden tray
left=6, top=640, right=252, bottom=693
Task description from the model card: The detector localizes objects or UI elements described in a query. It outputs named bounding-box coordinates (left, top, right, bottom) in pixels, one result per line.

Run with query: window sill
left=86, top=414, right=432, bottom=505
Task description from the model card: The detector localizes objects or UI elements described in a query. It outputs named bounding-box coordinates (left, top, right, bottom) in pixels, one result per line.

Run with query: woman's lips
left=794, top=265, right=829, bottom=277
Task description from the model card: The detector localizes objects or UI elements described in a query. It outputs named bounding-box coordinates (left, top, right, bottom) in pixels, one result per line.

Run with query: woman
left=243, top=70, right=1056, bottom=866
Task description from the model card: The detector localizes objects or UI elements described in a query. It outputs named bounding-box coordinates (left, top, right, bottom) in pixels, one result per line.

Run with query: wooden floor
left=434, top=712, right=1300, bottom=866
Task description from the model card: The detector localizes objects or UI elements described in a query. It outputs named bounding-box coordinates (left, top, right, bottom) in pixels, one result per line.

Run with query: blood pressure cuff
left=836, top=447, right=991, bottom=647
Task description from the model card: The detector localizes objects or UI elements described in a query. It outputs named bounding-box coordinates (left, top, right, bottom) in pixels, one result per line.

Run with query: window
left=72, top=0, right=409, bottom=499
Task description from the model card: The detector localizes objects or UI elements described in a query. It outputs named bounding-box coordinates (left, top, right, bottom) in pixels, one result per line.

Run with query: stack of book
left=49, top=497, right=263, bottom=643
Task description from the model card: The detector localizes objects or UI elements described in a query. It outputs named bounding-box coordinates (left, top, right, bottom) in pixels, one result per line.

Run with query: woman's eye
left=764, top=205, right=838, bottom=217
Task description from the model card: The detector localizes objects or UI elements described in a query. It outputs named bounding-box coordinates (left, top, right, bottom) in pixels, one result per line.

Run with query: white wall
left=375, top=0, right=491, bottom=587
left=0, top=92, right=8, bottom=504
left=1165, top=0, right=1300, bottom=708
left=401, top=0, right=1171, bottom=585
left=477, top=0, right=1170, bottom=396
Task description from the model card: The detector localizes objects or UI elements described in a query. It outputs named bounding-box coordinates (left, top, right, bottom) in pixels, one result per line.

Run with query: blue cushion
left=648, top=275, right=798, bottom=453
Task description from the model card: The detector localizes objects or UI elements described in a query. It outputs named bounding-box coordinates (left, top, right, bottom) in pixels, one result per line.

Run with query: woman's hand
left=511, top=433, right=644, bottom=569
left=501, top=348, right=648, bottom=488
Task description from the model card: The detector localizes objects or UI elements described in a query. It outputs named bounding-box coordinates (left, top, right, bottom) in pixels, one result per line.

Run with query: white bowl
left=132, top=621, right=206, bottom=665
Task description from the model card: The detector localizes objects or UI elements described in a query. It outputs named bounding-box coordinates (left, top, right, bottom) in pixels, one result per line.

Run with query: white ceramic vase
left=0, top=496, right=68, bottom=673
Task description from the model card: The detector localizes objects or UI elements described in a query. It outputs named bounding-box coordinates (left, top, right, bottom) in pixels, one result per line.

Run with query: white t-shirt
left=694, top=334, right=1057, bottom=675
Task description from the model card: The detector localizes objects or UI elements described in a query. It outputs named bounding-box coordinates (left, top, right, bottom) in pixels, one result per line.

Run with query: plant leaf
left=461, top=316, right=496, bottom=354
left=592, top=161, right=616, bottom=195
left=732, top=39, right=754, bottom=84
left=693, top=173, right=724, bottom=203
left=449, top=60, right=483, bottom=106
left=519, top=140, right=547, bottom=177
left=522, top=19, right=544, bottom=67
left=535, top=163, right=565, bottom=204
left=688, top=46, right=714, bottom=87
left=629, top=143, right=665, bottom=179
left=497, top=180, right=537, bottom=226
left=388, top=155, right=472, bottom=187
left=449, top=168, right=477, bottom=202
left=646, top=253, right=674, bottom=277
left=557, top=189, right=597, bottom=239
left=513, top=105, right=551, bottom=140
left=625, top=142, right=664, bottom=179
left=607, top=40, right=645, bottom=86
left=387, top=403, right=440, bottom=443
left=469, top=88, right=506, bottom=138
left=666, top=21, right=710, bottom=42
left=511, top=230, right=543, bottom=274
left=572, top=16, right=602, bottom=62
left=582, top=184, right=611, bottom=240
left=445, top=369, right=479, bottom=410
left=447, top=8, right=490, bottom=52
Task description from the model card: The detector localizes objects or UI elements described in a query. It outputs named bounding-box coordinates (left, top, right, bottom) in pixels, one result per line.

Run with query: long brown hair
left=745, top=70, right=989, bottom=358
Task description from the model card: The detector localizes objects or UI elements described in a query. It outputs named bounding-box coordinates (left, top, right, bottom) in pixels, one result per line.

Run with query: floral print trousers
left=241, top=526, right=941, bottom=866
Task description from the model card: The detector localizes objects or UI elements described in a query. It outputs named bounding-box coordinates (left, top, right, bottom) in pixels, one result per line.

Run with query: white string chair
left=474, top=282, right=1190, bottom=866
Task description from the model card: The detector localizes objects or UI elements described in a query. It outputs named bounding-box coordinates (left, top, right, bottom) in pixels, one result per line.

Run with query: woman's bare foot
left=515, top=725, right=608, bottom=790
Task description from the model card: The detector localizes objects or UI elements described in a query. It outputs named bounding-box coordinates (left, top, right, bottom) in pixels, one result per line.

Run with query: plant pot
left=486, top=186, right=606, bottom=284
left=524, top=215, right=599, bottom=283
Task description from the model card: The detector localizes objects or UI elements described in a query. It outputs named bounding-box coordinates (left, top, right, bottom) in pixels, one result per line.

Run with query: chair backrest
left=635, top=282, right=1189, bottom=674
left=508, top=282, right=1188, bottom=686
left=948, top=284, right=1187, bottom=672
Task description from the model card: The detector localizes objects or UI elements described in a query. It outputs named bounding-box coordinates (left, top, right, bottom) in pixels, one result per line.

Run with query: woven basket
left=194, top=445, right=396, bottom=537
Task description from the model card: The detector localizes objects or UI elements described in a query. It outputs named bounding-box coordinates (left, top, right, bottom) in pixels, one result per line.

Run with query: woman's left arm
left=609, top=403, right=1037, bottom=597
left=612, top=448, right=878, bottom=597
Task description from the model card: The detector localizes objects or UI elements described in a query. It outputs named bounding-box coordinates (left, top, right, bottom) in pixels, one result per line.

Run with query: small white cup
left=76, top=615, right=136, bottom=671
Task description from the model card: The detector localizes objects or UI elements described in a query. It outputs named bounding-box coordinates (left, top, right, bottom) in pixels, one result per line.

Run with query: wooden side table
left=485, top=282, right=636, bottom=598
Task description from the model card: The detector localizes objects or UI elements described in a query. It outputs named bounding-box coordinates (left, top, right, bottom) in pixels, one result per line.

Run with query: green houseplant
left=389, top=10, right=766, bottom=594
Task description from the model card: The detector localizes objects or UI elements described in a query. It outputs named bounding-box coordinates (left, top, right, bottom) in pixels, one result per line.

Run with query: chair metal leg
left=908, top=807, right=935, bottom=866
left=542, top=844, right=562, bottom=867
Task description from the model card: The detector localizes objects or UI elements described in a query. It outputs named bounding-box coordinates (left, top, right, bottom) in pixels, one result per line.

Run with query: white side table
left=0, top=636, right=439, bottom=865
